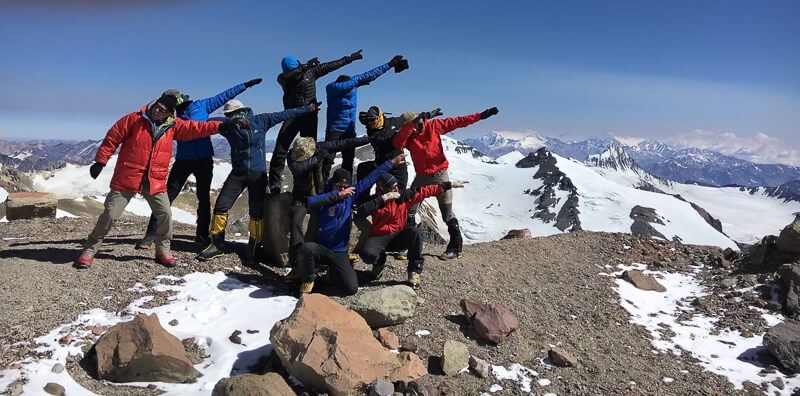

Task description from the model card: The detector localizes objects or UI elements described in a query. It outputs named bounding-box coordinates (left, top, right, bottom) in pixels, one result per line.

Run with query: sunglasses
left=334, top=183, right=350, bottom=190
left=153, top=104, right=170, bottom=114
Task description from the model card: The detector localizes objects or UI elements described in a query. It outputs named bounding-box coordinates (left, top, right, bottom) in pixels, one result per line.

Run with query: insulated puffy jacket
left=325, top=64, right=391, bottom=133
left=94, top=104, right=221, bottom=194
left=288, top=135, right=370, bottom=201
left=359, top=184, right=444, bottom=236
left=307, top=159, right=392, bottom=252
left=175, top=83, right=247, bottom=160
left=393, top=113, right=482, bottom=175
left=217, top=106, right=311, bottom=172
left=277, top=56, right=353, bottom=109
left=366, top=115, right=409, bottom=164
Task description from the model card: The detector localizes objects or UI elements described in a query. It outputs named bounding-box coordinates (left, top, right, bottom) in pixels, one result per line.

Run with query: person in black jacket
left=268, top=50, right=364, bottom=194
left=286, top=135, right=371, bottom=267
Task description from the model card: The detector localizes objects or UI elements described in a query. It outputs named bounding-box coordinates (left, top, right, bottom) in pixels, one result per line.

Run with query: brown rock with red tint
left=549, top=346, right=577, bottom=367
left=376, top=328, right=399, bottom=350
left=472, top=304, right=519, bottom=344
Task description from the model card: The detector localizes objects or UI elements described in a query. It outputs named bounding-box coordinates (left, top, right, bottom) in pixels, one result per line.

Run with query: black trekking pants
left=296, top=241, right=357, bottom=296
left=288, top=200, right=319, bottom=264
left=145, top=157, right=213, bottom=238
left=360, top=227, right=424, bottom=274
left=322, top=129, right=356, bottom=180
left=269, top=112, right=318, bottom=187
left=214, top=170, right=267, bottom=218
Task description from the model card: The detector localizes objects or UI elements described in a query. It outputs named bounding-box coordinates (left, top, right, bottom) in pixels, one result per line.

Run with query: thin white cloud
left=665, top=130, right=800, bottom=166
left=611, top=134, right=647, bottom=146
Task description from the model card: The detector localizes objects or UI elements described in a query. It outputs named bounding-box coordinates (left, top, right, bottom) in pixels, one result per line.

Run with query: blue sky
left=1, top=0, right=799, bottom=164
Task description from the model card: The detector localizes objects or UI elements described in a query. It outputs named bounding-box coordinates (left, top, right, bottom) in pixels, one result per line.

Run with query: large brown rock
left=6, top=192, right=57, bottom=220
left=270, top=294, right=427, bottom=396
left=94, top=313, right=199, bottom=383
left=501, top=228, right=532, bottom=240
left=622, top=270, right=666, bottom=292
left=472, top=303, right=519, bottom=344
left=211, top=373, right=294, bottom=396
left=777, top=214, right=800, bottom=254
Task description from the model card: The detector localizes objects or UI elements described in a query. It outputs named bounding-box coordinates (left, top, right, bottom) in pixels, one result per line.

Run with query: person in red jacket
left=356, top=172, right=466, bottom=288
left=74, top=90, right=232, bottom=270
left=392, top=106, right=498, bottom=260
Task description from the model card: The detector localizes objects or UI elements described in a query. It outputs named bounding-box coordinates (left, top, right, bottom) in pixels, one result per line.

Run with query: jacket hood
left=281, top=56, right=300, bottom=73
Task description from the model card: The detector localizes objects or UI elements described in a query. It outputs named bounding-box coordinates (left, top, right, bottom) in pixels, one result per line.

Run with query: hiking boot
left=349, top=254, right=360, bottom=265
left=407, top=272, right=421, bottom=289
left=371, top=253, right=387, bottom=281
left=299, top=281, right=315, bottom=294
left=194, top=234, right=211, bottom=247
left=74, top=251, right=94, bottom=269
left=285, top=268, right=300, bottom=281
left=394, top=249, right=408, bottom=260
left=135, top=236, right=154, bottom=250
left=439, top=249, right=462, bottom=261
left=155, top=252, right=178, bottom=268
left=269, top=183, right=282, bottom=195
left=198, top=232, right=225, bottom=261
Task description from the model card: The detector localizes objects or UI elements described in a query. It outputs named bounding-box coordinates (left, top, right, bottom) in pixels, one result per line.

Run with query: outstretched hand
left=381, top=191, right=401, bottom=202
left=349, top=49, right=363, bottom=61
left=421, top=108, right=442, bottom=120
left=391, top=153, right=407, bottom=167
left=451, top=180, right=469, bottom=188
left=388, top=55, right=403, bottom=67
left=244, top=78, right=262, bottom=88
left=89, top=162, right=104, bottom=179
left=338, top=187, right=356, bottom=199
left=309, top=101, right=323, bottom=112
left=480, top=107, right=499, bottom=120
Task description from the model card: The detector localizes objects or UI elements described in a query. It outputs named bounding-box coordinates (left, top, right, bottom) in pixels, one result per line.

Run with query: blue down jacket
left=175, top=83, right=247, bottom=160
left=325, top=63, right=390, bottom=133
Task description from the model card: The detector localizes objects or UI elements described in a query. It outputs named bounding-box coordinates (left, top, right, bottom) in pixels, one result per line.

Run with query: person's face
left=385, top=183, right=398, bottom=193
left=151, top=102, right=171, bottom=122
left=333, top=181, right=350, bottom=190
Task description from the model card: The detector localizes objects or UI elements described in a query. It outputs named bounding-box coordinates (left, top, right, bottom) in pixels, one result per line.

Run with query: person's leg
left=432, top=170, right=462, bottom=259
left=143, top=189, right=177, bottom=266
left=268, top=117, right=302, bottom=192
left=406, top=173, right=435, bottom=226
left=141, top=160, right=190, bottom=247
left=296, top=241, right=326, bottom=293
left=84, top=190, right=134, bottom=254
left=388, top=227, right=424, bottom=275
left=326, top=251, right=358, bottom=296
left=193, top=157, right=214, bottom=245
left=245, top=171, right=268, bottom=263
left=354, top=161, right=377, bottom=207
left=199, top=172, right=245, bottom=260
left=340, top=130, right=357, bottom=176
left=360, top=233, right=395, bottom=280
left=322, top=129, right=339, bottom=180
left=391, top=164, right=409, bottom=192
left=288, top=201, right=309, bottom=266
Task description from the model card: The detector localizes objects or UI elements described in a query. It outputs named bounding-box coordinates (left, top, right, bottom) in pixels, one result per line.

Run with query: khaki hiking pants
left=408, top=168, right=455, bottom=223
left=84, top=188, right=172, bottom=254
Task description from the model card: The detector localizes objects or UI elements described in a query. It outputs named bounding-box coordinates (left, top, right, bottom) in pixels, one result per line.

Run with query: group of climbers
left=73, top=49, right=498, bottom=296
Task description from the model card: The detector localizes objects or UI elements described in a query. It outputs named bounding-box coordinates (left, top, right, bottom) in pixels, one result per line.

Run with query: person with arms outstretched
left=268, top=49, right=364, bottom=194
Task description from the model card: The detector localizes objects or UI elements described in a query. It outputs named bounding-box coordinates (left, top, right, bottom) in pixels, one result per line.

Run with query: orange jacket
left=94, top=105, right=220, bottom=194
left=392, top=112, right=481, bottom=175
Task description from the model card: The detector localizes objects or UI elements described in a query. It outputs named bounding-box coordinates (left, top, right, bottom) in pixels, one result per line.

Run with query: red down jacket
left=392, top=112, right=481, bottom=176
left=369, top=184, right=444, bottom=236
left=94, top=105, right=221, bottom=194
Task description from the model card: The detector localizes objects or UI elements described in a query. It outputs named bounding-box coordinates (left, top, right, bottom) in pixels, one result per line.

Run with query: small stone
left=377, top=328, right=400, bottom=350
left=441, top=340, right=469, bottom=376
left=246, top=329, right=259, bottom=334
left=771, top=377, right=785, bottom=390
left=720, top=278, right=737, bottom=288
left=622, top=270, right=666, bottom=292
left=87, top=325, right=107, bottom=335
left=43, top=382, right=65, bottom=396
left=58, top=333, right=72, bottom=345
left=741, top=330, right=754, bottom=338
left=51, top=363, right=64, bottom=373
left=229, top=330, right=242, bottom=344
left=181, top=337, right=195, bottom=347
left=10, top=363, right=22, bottom=370
left=370, top=378, right=394, bottom=396
left=549, top=346, right=577, bottom=367
left=65, top=355, right=75, bottom=363
left=23, top=306, right=33, bottom=312
left=711, top=354, right=719, bottom=358
left=469, top=355, right=491, bottom=378
left=424, top=384, right=440, bottom=395
left=766, top=301, right=782, bottom=311
left=7, top=380, right=23, bottom=396
left=399, top=341, right=418, bottom=353
left=147, top=384, right=157, bottom=389
left=168, top=319, right=179, bottom=326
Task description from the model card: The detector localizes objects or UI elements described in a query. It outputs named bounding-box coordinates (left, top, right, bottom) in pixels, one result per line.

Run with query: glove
left=309, top=101, right=323, bottom=112
left=347, top=49, right=363, bottom=62
left=451, top=180, right=469, bottom=188
left=480, top=107, right=499, bottom=120
left=388, top=55, right=403, bottom=67
left=394, top=59, right=409, bottom=73
left=89, top=162, right=104, bottom=179
left=244, top=78, right=262, bottom=88
left=234, top=118, right=250, bottom=129
left=313, top=148, right=330, bottom=163
left=420, top=108, right=442, bottom=120
left=381, top=191, right=400, bottom=202
left=306, top=57, right=320, bottom=67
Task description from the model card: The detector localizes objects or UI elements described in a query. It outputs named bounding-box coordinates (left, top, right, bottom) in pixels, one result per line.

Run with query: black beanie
left=377, top=172, right=397, bottom=191
left=331, top=168, right=351, bottom=185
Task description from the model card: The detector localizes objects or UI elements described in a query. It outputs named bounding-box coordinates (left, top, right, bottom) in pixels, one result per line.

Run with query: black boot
left=198, top=232, right=225, bottom=261
left=439, top=218, right=463, bottom=260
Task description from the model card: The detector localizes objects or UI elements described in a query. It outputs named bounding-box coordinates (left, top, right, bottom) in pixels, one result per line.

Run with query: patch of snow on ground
left=56, top=209, right=78, bottom=218
left=605, top=263, right=800, bottom=394
left=0, top=272, right=297, bottom=396
left=0, top=187, right=7, bottom=202
left=415, top=330, right=431, bottom=337
left=492, top=363, right=539, bottom=393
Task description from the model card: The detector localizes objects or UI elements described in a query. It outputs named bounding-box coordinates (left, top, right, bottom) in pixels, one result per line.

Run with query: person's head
left=335, top=75, right=352, bottom=83
left=281, top=56, right=299, bottom=73
left=330, top=168, right=352, bottom=190
left=222, top=99, right=251, bottom=119
left=150, top=89, right=182, bottom=122
left=376, top=172, right=398, bottom=194
left=358, top=106, right=384, bottom=129
left=290, top=137, right=317, bottom=162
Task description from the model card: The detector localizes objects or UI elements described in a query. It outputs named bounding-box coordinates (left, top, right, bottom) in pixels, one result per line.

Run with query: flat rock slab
left=622, top=270, right=666, bottom=292
left=212, top=373, right=294, bottom=396
left=6, top=192, right=57, bottom=220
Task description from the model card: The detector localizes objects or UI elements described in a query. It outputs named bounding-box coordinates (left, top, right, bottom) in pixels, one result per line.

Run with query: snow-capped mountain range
left=463, top=131, right=800, bottom=189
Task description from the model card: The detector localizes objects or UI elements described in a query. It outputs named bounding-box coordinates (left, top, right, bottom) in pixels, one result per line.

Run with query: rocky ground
left=0, top=216, right=788, bottom=395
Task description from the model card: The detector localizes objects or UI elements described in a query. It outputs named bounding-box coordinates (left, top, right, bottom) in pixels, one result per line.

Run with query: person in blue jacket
left=322, top=55, right=408, bottom=178
left=295, top=152, right=406, bottom=296
left=136, top=79, right=262, bottom=249
left=198, top=99, right=319, bottom=264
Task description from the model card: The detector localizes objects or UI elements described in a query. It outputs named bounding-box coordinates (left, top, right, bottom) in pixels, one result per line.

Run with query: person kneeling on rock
left=356, top=172, right=467, bottom=289
left=295, top=153, right=406, bottom=295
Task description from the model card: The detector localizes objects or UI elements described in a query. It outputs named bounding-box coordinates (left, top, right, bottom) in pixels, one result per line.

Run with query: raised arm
left=351, top=63, right=391, bottom=87
left=173, top=119, right=222, bottom=140
left=392, top=120, right=416, bottom=150
left=308, top=190, right=340, bottom=210
left=427, top=113, right=482, bottom=135
left=318, top=135, right=369, bottom=153
left=196, top=83, right=248, bottom=114
left=355, top=194, right=386, bottom=217
left=312, top=49, right=362, bottom=78
left=250, top=105, right=313, bottom=131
